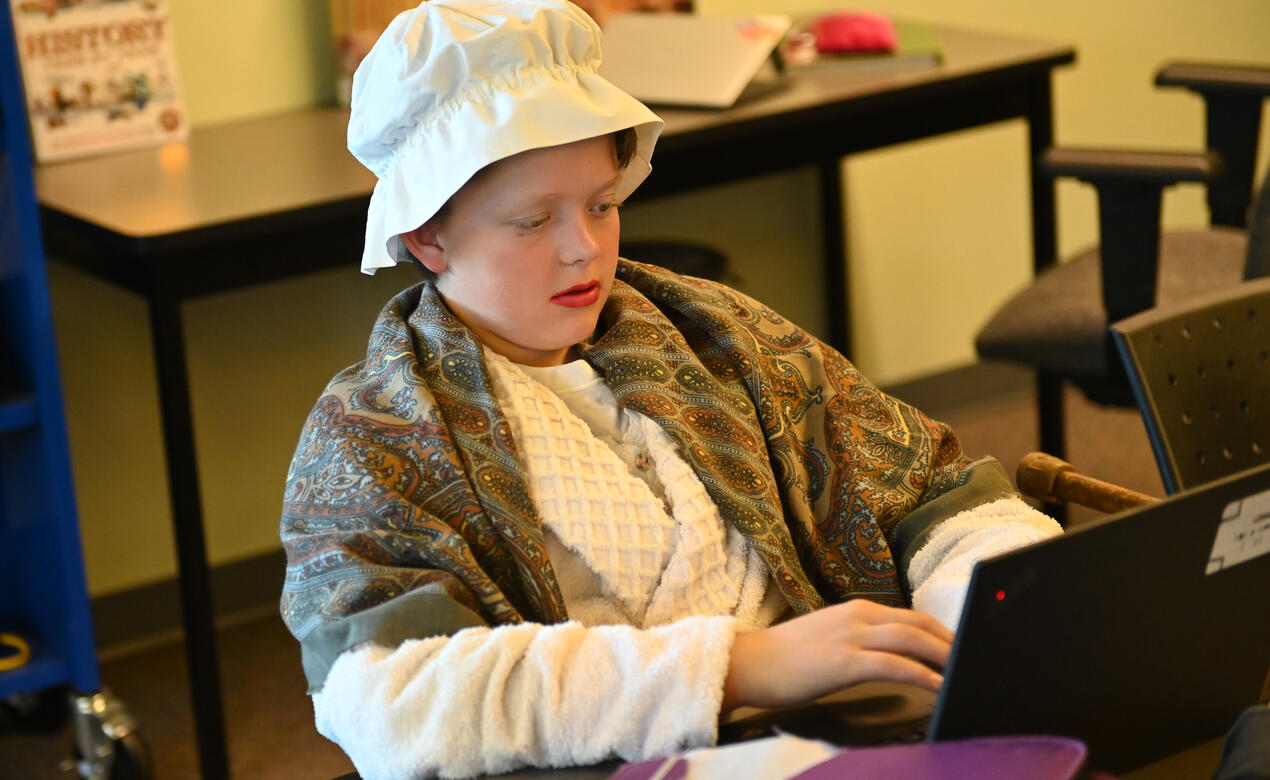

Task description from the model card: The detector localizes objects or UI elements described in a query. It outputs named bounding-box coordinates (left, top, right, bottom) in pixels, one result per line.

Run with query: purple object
left=609, top=756, right=689, bottom=780
left=790, top=736, right=1089, bottom=780
left=609, top=736, right=1090, bottom=780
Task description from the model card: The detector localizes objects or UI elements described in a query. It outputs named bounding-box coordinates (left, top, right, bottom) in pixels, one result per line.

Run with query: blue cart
left=0, top=7, right=148, bottom=779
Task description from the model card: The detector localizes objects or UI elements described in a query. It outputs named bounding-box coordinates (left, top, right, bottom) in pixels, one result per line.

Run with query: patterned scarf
left=281, top=261, right=973, bottom=682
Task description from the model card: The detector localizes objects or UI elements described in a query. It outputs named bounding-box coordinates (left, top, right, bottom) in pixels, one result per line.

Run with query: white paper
left=1206, top=486, right=1270, bottom=575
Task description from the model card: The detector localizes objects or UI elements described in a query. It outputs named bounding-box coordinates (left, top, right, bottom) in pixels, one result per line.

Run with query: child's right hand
left=721, top=599, right=952, bottom=712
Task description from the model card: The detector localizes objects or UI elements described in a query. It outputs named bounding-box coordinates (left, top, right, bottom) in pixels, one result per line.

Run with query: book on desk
left=8, top=0, right=188, bottom=163
left=778, top=15, right=943, bottom=76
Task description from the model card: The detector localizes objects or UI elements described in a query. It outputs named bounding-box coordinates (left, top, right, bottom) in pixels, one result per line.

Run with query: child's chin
left=553, top=318, right=602, bottom=348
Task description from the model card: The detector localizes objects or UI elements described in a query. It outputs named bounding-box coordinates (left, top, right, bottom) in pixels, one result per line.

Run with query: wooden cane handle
left=1017, top=452, right=1157, bottom=514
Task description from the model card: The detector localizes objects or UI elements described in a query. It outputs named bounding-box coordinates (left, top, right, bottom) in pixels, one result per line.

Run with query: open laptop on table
left=723, top=462, right=1270, bottom=774
left=597, top=13, right=790, bottom=109
left=927, top=461, right=1270, bottom=773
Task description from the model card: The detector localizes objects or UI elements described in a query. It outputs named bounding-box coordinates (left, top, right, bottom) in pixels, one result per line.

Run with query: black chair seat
left=976, top=227, right=1247, bottom=402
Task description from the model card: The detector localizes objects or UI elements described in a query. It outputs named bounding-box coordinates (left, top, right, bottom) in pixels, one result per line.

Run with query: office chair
left=1014, top=276, right=1270, bottom=515
left=1111, top=275, right=1270, bottom=495
left=975, top=62, right=1270, bottom=471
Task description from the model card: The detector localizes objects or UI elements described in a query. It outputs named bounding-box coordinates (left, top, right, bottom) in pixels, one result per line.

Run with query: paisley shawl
left=281, top=260, right=1006, bottom=690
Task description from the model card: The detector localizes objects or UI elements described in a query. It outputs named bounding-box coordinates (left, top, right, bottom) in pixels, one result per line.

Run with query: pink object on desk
left=810, top=11, right=897, bottom=53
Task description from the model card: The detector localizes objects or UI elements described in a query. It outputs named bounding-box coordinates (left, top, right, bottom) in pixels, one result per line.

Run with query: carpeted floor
left=0, top=614, right=354, bottom=780
left=0, top=376, right=1167, bottom=779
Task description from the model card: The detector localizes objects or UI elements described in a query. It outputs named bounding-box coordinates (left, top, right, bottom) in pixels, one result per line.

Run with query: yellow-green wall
left=49, top=0, right=1270, bottom=596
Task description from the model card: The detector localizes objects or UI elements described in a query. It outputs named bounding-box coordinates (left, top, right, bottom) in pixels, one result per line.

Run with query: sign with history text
left=8, top=0, right=186, bottom=163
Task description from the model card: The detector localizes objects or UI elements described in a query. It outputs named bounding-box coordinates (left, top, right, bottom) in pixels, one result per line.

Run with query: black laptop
left=928, top=462, right=1270, bottom=773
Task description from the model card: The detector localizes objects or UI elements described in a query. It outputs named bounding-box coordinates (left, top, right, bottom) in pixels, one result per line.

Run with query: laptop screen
left=929, top=463, right=1270, bottom=773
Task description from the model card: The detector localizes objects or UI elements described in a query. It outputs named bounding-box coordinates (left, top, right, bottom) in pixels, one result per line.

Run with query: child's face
left=404, top=135, right=623, bottom=367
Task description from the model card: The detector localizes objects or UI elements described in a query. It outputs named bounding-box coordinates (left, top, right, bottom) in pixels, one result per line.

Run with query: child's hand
left=721, top=600, right=953, bottom=711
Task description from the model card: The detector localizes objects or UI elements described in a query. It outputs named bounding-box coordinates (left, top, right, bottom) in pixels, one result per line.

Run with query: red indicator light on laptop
left=995, top=590, right=1006, bottom=601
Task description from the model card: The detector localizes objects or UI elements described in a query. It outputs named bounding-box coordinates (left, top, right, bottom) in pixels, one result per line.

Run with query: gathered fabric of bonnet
left=278, top=1, right=1061, bottom=778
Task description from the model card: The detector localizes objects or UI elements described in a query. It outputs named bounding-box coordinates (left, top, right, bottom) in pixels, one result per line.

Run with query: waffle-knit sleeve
left=313, top=616, right=738, bottom=780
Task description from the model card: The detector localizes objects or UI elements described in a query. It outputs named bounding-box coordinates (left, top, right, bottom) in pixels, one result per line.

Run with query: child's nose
left=561, top=215, right=601, bottom=264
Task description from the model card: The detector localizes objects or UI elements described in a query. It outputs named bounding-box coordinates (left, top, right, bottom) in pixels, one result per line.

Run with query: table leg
left=818, top=157, right=850, bottom=357
left=1027, top=75, right=1067, bottom=525
left=1027, top=77, right=1058, bottom=280
left=1038, top=370, right=1068, bottom=523
left=146, top=286, right=230, bottom=779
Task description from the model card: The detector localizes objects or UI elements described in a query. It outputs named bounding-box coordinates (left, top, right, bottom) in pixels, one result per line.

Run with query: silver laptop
left=598, top=13, right=790, bottom=109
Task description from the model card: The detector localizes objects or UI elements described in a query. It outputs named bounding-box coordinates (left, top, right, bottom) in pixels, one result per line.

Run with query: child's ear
left=400, top=223, right=449, bottom=275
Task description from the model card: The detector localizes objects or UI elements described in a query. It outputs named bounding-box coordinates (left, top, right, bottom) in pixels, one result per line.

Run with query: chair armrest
left=1156, top=61, right=1269, bottom=228
left=1156, top=62, right=1270, bottom=97
left=1040, top=147, right=1223, bottom=185
left=1040, top=147, right=1224, bottom=323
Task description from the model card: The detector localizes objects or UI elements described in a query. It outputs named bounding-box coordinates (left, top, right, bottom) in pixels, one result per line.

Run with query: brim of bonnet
left=354, top=3, right=664, bottom=275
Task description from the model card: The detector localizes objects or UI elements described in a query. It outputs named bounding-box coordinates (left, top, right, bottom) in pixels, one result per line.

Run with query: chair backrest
left=1112, top=277, right=1270, bottom=494
left=1245, top=174, right=1270, bottom=279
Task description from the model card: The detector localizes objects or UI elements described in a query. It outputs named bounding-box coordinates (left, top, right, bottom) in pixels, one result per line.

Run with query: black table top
left=34, top=23, right=1072, bottom=247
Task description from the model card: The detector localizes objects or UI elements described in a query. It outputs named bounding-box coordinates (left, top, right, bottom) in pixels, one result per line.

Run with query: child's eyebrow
left=593, top=173, right=622, bottom=196
left=499, top=172, right=623, bottom=212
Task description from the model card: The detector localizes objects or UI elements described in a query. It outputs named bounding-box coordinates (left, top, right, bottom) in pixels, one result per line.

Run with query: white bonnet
left=348, top=0, right=665, bottom=274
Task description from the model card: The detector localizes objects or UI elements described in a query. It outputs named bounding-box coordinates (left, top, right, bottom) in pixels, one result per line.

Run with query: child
left=279, top=1, right=1061, bottom=777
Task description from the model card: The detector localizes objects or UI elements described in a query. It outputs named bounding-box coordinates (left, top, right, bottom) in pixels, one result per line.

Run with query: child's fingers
left=843, top=600, right=956, bottom=643
left=851, top=649, right=945, bottom=692
left=855, top=622, right=952, bottom=668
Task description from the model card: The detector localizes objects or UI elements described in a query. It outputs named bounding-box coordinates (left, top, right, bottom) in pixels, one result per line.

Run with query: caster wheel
left=68, top=689, right=152, bottom=780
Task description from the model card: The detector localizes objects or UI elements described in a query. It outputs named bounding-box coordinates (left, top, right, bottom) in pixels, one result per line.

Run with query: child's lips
left=551, top=281, right=600, bottom=307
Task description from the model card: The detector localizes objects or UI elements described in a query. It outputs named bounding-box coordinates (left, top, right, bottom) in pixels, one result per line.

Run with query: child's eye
left=514, top=216, right=549, bottom=231
left=592, top=201, right=619, bottom=215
